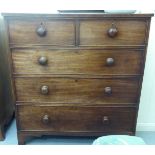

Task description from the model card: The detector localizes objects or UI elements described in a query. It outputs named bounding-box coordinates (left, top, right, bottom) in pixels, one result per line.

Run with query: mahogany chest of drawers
left=3, top=13, right=153, bottom=144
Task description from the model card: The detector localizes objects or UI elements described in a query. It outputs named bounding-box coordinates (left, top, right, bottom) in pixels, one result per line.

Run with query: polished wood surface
left=0, top=76, right=5, bottom=140
left=17, top=105, right=136, bottom=133
left=12, top=49, right=144, bottom=75
left=3, top=13, right=153, bottom=144
left=0, top=16, right=14, bottom=140
left=2, top=13, right=154, bottom=18
left=14, top=77, right=140, bottom=104
left=8, top=20, right=75, bottom=45
left=80, top=20, right=146, bottom=46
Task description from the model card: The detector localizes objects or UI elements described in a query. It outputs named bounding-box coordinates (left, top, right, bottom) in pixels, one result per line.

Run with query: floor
left=0, top=119, right=155, bottom=145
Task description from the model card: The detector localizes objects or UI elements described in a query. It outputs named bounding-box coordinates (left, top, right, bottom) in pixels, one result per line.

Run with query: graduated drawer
left=80, top=20, right=146, bottom=46
left=8, top=20, right=75, bottom=45
left=17, top=105, right=136, bottom=134
left=14, top=77, right=140, bottom=104
left=12, top=49, right=143, bottom=75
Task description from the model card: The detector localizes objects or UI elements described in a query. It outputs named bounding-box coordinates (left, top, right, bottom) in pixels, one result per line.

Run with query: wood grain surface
left=14, top=77, right=140, bottom=104
left=80, top=20, right=146, bottom=46
left=17, top=105, right=137, bottom=133
left=8, top=20, right=75, bottom=45
left=12, top=49, right=144, bottom=75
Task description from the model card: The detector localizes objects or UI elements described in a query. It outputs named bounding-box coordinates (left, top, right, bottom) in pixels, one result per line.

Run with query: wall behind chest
left=136, top=13, right=155, bottom=131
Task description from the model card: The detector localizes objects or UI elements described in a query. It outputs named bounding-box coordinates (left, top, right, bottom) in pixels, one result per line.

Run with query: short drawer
left=14, top=77, right=140, bottom=104
left=12, top=49, right=143, bottom=75
left=8, top=20, right=75, bottom=45
left=17, top=105, right=136, bottom=133
left=80, top=20, right=146, bottom=46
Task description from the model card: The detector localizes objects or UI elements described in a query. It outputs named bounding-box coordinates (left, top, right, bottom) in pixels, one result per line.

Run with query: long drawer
left=14, top=77, right=140, bottom=104
left=17, top=105, right=137, bottom=133
left=8, top=20, right=75, bottom=45
left=80, top=20, right=146, bottom=46
left=12, top=49, right=143, bottom=75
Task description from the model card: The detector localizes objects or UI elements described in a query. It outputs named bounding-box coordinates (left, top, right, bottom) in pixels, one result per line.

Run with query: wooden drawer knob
left=102, top=116, right=110, bottom=125
left=42, top=114, right=50, bottom=124
left=107, top=23, right=118, bottom=38
left=106, top=57, right=114, bottom=66
left=40, top=85, right=49, bottom=95
left=104, top=87, right=112, bottom=95
left=38, top=56, right=48, bottom=66
left=36, top=23, right=47, bottom=37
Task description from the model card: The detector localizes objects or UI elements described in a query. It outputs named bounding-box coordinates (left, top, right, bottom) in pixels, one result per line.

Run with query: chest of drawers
left=3, top=13, right=153, bottom=144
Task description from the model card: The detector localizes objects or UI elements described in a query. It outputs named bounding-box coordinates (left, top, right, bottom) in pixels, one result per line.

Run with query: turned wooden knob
left=107, top=24, right=118, bottom=38
left=102, top=116, right=110, bottom=125
left=104, top=87, right=112, bottom=95
left=42, top=114, right=50, bottom=124
left=36, top=23, right=47, bottom=37
left=106, top=58, right=115, bottom=66
left=40, top=85, right=49, bottom=95
left=38, top=56, right=48, bottom=66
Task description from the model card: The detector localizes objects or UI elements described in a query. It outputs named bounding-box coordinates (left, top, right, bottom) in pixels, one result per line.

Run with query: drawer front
left=12, top=49, right=143, bottom=75
left=15, top=77, right=140, bottom=104
left=80, top=20, right=146, bottom=46
left=8, top=20, right=75, bottom=45
left=17, top=105, right=136, bottom=133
